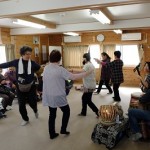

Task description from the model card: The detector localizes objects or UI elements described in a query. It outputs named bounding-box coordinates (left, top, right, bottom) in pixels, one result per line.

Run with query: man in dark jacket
left=0, top=46, right=41, bottom=126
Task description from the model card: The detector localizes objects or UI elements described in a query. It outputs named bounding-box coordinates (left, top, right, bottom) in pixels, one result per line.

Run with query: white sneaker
left=131, top=133, right=142, bottom=141
left=35, top=112, right=39, bottom=118
left=6, top=106, right=12, bottom=111
left=21, top=120, right=29, bottom=126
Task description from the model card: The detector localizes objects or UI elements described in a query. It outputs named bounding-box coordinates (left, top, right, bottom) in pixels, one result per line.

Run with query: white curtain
left=103, top=44, right=115, bottom=61
left=63, top=45, right=88, bottom=67
left=5, top=44, right=15, bottom=61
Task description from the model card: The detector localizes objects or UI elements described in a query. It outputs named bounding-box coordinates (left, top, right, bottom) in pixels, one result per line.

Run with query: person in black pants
left=49, top=105, right=70, bottom=139
left=80, top=92, right=99, bottom=116
left=94, top=52, right=112, bottom=94
left=95, top=51, right=124, bottom=101
left=42, top=50, right=92, bottom=139
left=17, top=83, right=37, bottom=122
left=78, top=53, right=99, bottom=117
left=0, top=46, right=41, bottom=125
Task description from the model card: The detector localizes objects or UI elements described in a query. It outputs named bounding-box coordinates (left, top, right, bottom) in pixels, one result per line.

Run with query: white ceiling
left=0, top=0, right=150, bottom=35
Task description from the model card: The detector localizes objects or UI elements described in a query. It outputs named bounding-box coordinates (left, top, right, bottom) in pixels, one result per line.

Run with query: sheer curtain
left=5, top=44, right=15, bottom=61
left=63, top=45, right=88, bottom=67
left=103, top=44, right=115, bottom=61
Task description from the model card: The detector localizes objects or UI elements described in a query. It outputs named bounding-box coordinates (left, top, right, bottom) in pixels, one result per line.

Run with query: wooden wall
left=60, top=31, right=147, bottom=87
left=11, top=34, right=49, bottom=64
left=0, top=28, right=11, bottom=44
left=1, top=28, right=150, bottom=87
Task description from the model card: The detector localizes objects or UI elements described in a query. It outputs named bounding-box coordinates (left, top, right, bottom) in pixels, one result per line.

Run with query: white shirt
left=83, top=62, right=96, bottom=89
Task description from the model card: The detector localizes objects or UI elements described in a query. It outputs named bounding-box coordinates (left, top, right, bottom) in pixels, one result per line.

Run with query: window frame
left=115, top=44, right=140, bottom=67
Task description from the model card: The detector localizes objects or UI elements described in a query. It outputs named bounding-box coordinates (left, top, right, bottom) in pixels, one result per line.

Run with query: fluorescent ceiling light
left=89, top=9, right=111, bottom=24
left=13, top=19, right=46, bottom=29
left=114, top=29, right=122, bottom=34
left=63, top=32, right=79, bottom=36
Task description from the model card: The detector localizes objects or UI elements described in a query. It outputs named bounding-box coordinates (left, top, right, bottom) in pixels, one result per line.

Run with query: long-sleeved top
left=140, top=74, right=150, bottom=93
left=100, top=59, right=111, bottom=80
left=102, top=59, right=124, bottom=84
left=0, top=59, right=40, bottom=84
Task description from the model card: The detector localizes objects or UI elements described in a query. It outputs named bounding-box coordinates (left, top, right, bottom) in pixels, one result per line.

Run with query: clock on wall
left=97, top=34, right=105, bottom=42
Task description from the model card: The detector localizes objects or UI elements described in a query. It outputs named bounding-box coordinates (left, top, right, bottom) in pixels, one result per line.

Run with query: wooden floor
left=0, top=86, right=150, bottom=150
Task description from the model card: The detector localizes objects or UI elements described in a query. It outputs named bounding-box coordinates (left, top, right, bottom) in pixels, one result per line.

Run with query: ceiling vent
left=64, top=36, right=81, bottom=43
left=121, top=33, right=141, bottom=41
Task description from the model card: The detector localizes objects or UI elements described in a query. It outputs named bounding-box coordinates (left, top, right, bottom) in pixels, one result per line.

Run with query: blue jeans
left=128, top=108, right=150, bottom=133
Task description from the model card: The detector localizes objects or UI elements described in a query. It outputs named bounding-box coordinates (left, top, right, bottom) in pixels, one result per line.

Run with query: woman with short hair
left=42, top=50, right=93, bottom=139
left=0, top=46, right=41, bottom=126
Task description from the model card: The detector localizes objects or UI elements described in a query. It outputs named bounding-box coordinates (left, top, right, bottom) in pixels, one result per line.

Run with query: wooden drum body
left=129, top=92, right=143, bottom=109
left=99, top=105, right=117, bottom=125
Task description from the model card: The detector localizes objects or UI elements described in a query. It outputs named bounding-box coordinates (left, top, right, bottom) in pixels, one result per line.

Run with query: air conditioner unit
left=121, top=33, right=141, bottom=41
left=64, top=36, right=81, bottom=43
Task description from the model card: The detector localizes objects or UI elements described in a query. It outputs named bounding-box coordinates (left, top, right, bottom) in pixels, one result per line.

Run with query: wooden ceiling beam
left=15, top=16, right=56, bottom=29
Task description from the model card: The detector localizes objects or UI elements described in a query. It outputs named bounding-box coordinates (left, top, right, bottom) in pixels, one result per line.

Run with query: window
left=0, top=45, right=7, bottom=74
left=89, top=45, right=100, bottom=68
left=115, top=45, right=140, bottom=66
left=63, top=45, right=88, bottom=67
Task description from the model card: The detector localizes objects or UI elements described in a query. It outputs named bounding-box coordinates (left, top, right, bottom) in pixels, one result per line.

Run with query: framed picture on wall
left=33, top=36, right=39, bottom=44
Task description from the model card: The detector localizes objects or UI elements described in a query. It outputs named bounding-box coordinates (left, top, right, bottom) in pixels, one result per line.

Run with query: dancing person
left=94, top=52, right=112, bottom=94
left=78, top=53, right=99, bottom=117
left=95, top=51, right=124, bottom=101
left=42, top=50, right=93, bottom=139
left=0, top=46, right=41, bottom=126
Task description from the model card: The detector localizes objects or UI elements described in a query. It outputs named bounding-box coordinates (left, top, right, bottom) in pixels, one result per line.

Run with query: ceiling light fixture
left=89, top=9, right=111, bottom=24
left=63, top=32, right=79, bottom=36
left=113, top=29, right=122, bottom=34
left=12, top=19, right=46, bottom=29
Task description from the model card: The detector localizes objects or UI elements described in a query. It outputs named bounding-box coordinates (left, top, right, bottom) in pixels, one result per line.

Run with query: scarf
left=18, top=57, right=31, bottom=74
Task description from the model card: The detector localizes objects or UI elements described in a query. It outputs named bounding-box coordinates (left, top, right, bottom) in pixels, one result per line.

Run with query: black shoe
left=95, top=111, right=99, bottom=118
left=50, top=133, right=59, bottom=139
left=60, top=131, right=70, bottom=135
left=114, top=99, right=121, bottom=102
left=78, top=113, right=86, bottom=116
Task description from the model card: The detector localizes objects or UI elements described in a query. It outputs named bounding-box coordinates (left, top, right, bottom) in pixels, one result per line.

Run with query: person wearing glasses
left=0, top=46, right=41, bottom=126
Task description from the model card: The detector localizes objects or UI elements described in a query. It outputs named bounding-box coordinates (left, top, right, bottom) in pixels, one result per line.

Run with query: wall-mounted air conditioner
left=64, top=36, right=81, bottom=43
left=121, top=33, right=141, bottom=41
